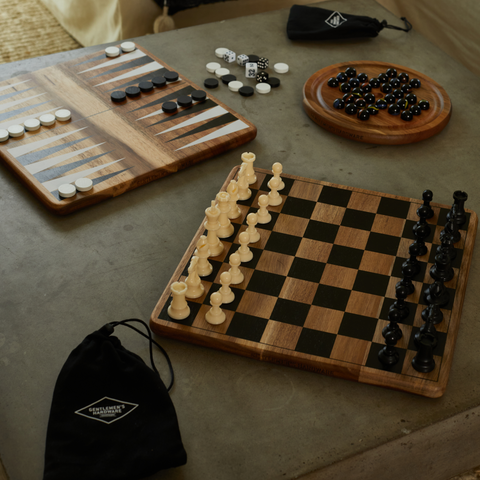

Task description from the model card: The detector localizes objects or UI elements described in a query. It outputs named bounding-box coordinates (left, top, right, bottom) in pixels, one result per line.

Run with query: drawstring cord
left=381, top=17, right=412, bottom=32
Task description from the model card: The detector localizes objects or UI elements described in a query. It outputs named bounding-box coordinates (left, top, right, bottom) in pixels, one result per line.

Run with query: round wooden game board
left=303, top=61, right=452, bottom=145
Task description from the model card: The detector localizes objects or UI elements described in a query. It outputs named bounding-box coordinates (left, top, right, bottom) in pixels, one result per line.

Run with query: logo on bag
left=75, top=397, right=139, bottom=425
left=325, top=11, right=347, bottom=28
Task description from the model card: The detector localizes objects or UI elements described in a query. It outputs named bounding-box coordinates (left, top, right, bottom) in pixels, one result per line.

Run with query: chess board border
left=150, top=166, right=477, bottom=398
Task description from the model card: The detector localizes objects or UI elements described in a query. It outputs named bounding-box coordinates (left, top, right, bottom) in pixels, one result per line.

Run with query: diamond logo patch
left=325, top=11, right=347, bottom=28
left=75, top=396, right=139, bottom=425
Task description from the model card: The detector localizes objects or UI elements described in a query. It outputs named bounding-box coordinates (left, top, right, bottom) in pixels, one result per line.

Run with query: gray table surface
left=1, top=1, right=480, bottom=479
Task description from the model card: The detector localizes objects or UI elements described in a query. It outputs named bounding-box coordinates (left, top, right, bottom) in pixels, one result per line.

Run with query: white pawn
left=237, top=231, right=253, bottom=262
left=268, top=177, right=282, bottom=207
left=185, top=256, right=204, bottom=299
left=227, top=179, right=241, bottom=219
left=241, top=152, right=256, bottom=185
left=268, top=162, right=285, bottom=191
left=167, top=281, right=190, bottom=320
left=204, top=200, right=224, bottom=257
left=228, top=252, right=244, bottom=284
left=216, top=191, right=234, bottom=238
left=219, top=271, right=235, bottom=304
left=194, top=235, right=213, bottom=277
left=205, top=291, right=226, bottom=325
left=257, top=194, right=271, bottom=224
left=237, top=163, right=251, bottom=200
left=246, top=212, right=260, bottom=243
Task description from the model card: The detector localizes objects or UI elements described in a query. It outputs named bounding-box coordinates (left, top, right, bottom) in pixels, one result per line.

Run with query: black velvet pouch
left=287, top=5, right=411, bottom=41
left=43, top=320, right=187, bottom=480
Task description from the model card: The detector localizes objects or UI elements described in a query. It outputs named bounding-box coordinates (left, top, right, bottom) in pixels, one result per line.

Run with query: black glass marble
left=405, top=93, right=417, bottom=104
left=418, top=100, right=430, bottom=110
left=389, top=78, right=401, bottom=88
left=369, top=78, right=381, bottom=88
left=386, top=67, right=397, bottom=78
left=378, top=72, right=388, bottom=82
left=336, top=71, right=348, bottom=82
left=363, top=92, right=375, bottom=104
left=357, top=72, right=368, bottom=82
left=392, top=89, right=404, bottom=98
left=376, top=98, right=388, bottom=109
left=328, top=77, right=339, bottom=87
left=410, top=104, right=422, bottom=115
left=384, top=93, right=396, bottom=104
left=398, top=72, right=409, bottom=82
left=361, top=82, right=372, bottom=92
left=357, top=109, right=370, bottom=121
left=355, top=98, right=367, bottom=108
left=366, top=104, right=379, bottom=115
left=401, top=110, right=413, bottom=121
left=410, top=78, right=421, bottom=88
left=333, top=98, right=345, bottom=109
left=352, top=87, right=363, bottom=95
left=345, top=103, right=357, bottom=115
left=381, top=83, right=392, bottom=94
left=345, top=67, right=357, bottom=77
left=348, top=78, right=360, bottom=88
left=339, top=82, right=351, bottom=93
left=400, top=83, right=412, bottom=93
left=388, top=104, right=401, bottom=115
left=343, top=93, right=356, bottom=103
left=397, top=98, right=408, bottom=109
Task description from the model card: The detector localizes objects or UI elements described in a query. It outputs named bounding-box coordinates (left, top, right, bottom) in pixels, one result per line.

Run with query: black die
left=258, top=57, right=269, bottom=70
left=256, top=71, right=269, bottom=83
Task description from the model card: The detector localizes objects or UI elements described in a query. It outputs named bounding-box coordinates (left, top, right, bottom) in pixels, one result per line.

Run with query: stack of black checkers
left=329, top=66, right=429, bottom=122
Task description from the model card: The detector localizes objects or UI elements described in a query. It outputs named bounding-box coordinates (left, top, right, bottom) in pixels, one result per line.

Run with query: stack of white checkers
left=105, top=42, right=136, bottom=58
left=0, top=109, right=72, bottom=143
left=58, top=178, right=93, bottom=198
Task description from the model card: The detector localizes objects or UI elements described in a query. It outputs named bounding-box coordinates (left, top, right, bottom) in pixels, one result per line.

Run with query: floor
left=0, top=0, right=478, bottom=479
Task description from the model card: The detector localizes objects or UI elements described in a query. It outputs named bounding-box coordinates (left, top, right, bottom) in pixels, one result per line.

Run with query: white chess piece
left=228, top=252, right=244, bottom=284
left=268, top=177, right=282, bottom=207
left=241, top=152, right=256, bottom=185
left=227, top=179, right=241, bottom=219
left=268, top=162, right=285, bottom=191
left=204, top=200, right=224, bottom=257
left=205, top=291, right=226, bottom=325
left=167, top=281, right=190, bottom=320
left=216, top=191, right=234, bottom=238
left=194, top=235, right=213, bottom=277
left=185, top=256, right=204, bottom=299
left=256, top=194, right=271, bottom=224
left=237, top=163, right=251, bottom=200
left=237, top=231, right=253, bottom=262
left=246, top=212, right=260, bottom=243
left=219, top=271, right=235, bottom=304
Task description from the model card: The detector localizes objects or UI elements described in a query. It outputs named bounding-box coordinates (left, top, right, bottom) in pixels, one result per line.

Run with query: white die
left=224, top=50, right=236, bottom=63
left=237, top=54, right=249, bottom=66
left=245, top=62, right=257, bottom=79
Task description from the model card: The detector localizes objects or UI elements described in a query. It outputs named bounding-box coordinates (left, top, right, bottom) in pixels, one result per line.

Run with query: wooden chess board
left=150, top=167, right=477, bottom=398
left=0, top=45, right=256, bottom=214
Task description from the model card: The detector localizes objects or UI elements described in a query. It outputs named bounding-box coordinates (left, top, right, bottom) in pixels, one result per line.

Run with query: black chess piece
left=412, top=336, right=436, bottom=373
left=421, top=304, right=444, bottom=325
left=415, top=306, right=438, bottom=349
left=403, top=242, right=421, bottom=278
left=390, top=284, right=410, bottom=320
left=437, top=224, right=457, bottom=262
left=383, top=307, right=403, bottom=341
left=412, top=206, right=431, bottom=256
left=430, top=252, right=454, bottom=283
left=424, top=279, right=450, bottom=307
left=446, top=190, right=468, bottom=228
left=443, top=211, right=462, bottom=244
left=420, top=190, right=434, bottom=219
left=378, top=329, right=400, bottom=366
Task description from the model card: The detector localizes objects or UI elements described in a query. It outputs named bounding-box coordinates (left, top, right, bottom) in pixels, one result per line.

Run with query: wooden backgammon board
left=303, top=61, right=451, bottom=145
left=150, top=166, right=477, bottom=398
left=0, top=44, right=256, bottom=214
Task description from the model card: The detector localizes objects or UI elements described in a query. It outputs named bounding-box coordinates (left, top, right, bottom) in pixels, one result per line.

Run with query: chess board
left=0, top=45, right=256, bottom=214
left=150, top=166, right=477, bottom=398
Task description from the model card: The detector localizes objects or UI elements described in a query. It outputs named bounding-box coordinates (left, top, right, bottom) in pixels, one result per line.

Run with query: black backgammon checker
left=150, top=166, right=477, bottom=398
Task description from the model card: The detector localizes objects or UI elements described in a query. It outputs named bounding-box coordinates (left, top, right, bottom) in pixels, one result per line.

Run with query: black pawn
left=412, top=336, right=435, bottom=373
left=437, top=225, right=457, bottom=262
left=430, top=252, right=454, bottom=283
left=378, top=329, right=400, bottom=366
left=424, top=279, right=450, bottom=307
left=421, top=303, right=444, bottom=325
left=446, top=190, right=468, bottom=228
left=420, top=189, right=434, bottom=219
left=383, top=307, right=403, bottom=341
left=403, top=242, right=421, bottom=278
left=412, top=207, right=431, bottom=256
left=390, top=284, right=410, bottom=320
left=415, top=306, right=438, bottom=349
left=443, top=211, right=461, bottom=244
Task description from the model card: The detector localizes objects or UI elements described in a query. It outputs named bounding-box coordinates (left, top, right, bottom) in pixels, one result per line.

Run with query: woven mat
left=0, top=0, right=80, bottom=64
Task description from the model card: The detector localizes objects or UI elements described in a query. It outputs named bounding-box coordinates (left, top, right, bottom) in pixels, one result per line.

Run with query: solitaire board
left=0, top=45, right=256, bottom=214
left=303, top=61, right=451, bottom=145
left=150, top=166, right=477, bottom=398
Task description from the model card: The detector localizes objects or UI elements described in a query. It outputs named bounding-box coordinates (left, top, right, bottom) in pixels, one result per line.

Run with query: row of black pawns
left=378, top=189, right=468, bottom=373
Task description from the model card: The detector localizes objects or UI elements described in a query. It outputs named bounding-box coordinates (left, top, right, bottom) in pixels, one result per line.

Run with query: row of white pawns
left=167, top=152, right=284, bottom=325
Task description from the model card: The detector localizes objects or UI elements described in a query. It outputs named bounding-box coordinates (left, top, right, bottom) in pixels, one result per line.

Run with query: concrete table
left=1, top=1, right=479, bottom=479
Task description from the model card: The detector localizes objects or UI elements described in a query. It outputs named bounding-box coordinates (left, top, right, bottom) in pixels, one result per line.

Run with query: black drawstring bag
left=286, top=5, right=411, bottom=41
left=43, top=319, right=187, bottom=480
